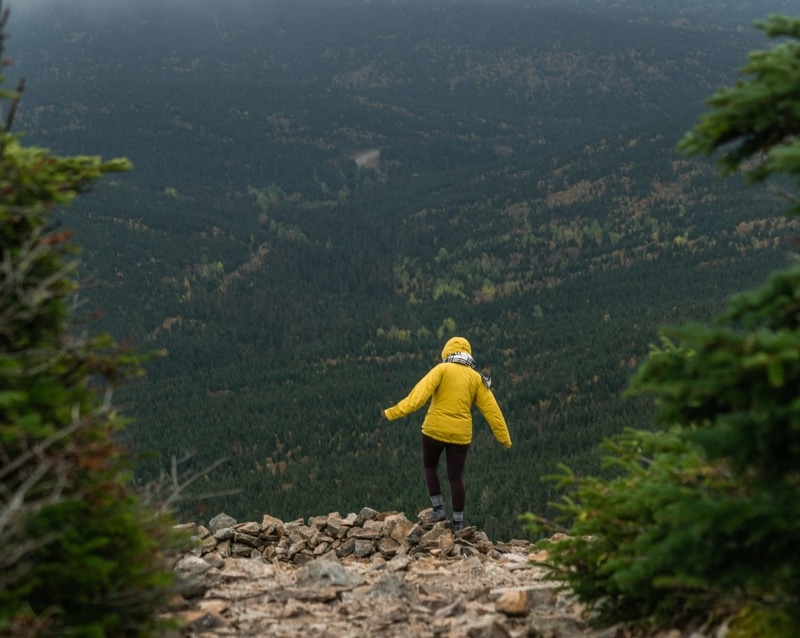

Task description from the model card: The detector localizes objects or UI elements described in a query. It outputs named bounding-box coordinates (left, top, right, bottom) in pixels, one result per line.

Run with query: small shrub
left=0, top=5, right=186, bottom=636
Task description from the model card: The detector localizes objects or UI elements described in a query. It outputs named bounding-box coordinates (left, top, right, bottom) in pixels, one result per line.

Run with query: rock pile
left=180, top=507, right=524, bottom=566
left=166, top=508, right=682, bottom=638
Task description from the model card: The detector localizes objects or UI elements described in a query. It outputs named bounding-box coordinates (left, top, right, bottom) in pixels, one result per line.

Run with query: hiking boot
left=419, top=507, right=446, bottom=525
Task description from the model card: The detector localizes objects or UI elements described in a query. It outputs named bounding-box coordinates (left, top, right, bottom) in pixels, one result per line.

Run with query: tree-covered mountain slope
left=14, top=0, right=764, bottom=196
left=8, top=1, right=797, bottom=539
left=57, top=121, right=794, bottom=540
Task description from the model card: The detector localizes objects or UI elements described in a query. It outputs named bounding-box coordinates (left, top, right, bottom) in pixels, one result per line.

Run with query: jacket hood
left=441, top=336, right=472, bottom=360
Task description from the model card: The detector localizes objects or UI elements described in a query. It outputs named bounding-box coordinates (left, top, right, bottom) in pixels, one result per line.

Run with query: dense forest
left=9, top=0, right=799, bottom=539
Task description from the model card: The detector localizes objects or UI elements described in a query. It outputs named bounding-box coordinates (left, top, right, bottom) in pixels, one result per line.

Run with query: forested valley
left=10, top=0, right=798, bottom=540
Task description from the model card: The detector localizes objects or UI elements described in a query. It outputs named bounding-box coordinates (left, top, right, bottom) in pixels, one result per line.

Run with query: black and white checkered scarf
left=444, top=351, right=492, bottom=389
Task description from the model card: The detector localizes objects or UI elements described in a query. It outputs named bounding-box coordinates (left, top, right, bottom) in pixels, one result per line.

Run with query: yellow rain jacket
left=384, top=336, right=512, bottom=447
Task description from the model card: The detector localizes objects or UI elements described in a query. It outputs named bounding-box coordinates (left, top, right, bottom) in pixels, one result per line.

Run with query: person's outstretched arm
left=474, top=384, right=511, bottom=447
left=384, top=366, right=444, bottom=421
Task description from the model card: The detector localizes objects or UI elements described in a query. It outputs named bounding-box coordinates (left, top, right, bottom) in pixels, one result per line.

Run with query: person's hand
left=379, top=408, right=388, bottom=421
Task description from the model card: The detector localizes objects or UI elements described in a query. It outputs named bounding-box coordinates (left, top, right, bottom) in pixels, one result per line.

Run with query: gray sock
left=430, top=494, right=444, bottom=514
left=452, top=510, right=464, bottom=530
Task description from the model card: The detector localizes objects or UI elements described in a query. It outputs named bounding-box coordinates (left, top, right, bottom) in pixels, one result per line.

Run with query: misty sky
left=11, top=0, right=798, bottom=20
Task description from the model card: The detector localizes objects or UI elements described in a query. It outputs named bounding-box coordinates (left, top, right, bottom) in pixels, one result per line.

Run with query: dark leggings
left=421, top=434, right=470, bottom=511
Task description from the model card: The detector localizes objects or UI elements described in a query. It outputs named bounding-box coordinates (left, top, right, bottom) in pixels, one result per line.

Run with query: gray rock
left=173, top=555, right=214, bottom=600
left=364, top=573, right=417, bottom=599
left=295, top=558, right=366, bottom=588
left=356, top=506, right=380, bottom=525
left=213, top=527, right=235, bottom=541
left=208, top=513, right=238, bottom=533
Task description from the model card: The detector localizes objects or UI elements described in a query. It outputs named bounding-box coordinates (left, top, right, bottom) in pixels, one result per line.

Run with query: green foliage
left=0, top=6, right=184, bottom=636
left=678, top=15, right=800, bottom=213
left=525, top=14, right=800, bottom=637
left=527, top=298, right=800, bottom=628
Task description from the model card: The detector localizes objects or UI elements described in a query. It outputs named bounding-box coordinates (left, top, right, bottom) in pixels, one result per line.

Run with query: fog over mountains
left=11, top=0, right=796, bottom=21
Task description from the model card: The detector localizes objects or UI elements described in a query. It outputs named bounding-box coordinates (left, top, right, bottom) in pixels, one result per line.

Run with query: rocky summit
left=166, top=508, right=687, bottom=638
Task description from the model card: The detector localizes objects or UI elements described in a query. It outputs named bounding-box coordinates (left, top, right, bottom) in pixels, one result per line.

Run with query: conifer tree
left=0, top=5, right=183, bottom=636
left=525, top=14, right=800, bottom=637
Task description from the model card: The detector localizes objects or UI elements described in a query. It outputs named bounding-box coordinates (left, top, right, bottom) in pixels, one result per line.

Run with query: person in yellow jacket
left=382, top=336, right=511, bottom=531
